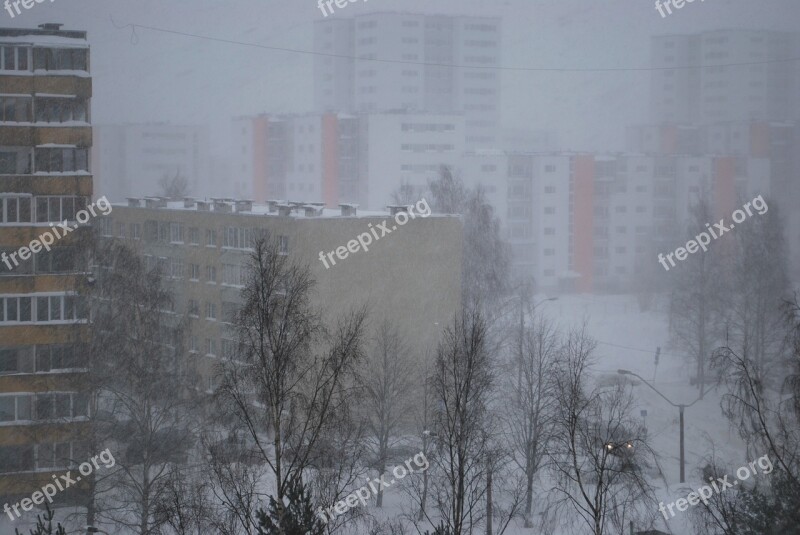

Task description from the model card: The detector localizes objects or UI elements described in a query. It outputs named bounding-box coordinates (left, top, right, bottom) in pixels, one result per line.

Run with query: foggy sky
left=3, top=0, right=798, bottom=155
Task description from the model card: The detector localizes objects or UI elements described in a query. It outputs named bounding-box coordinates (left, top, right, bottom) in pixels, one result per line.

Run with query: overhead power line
left=110, top=17, right=800, bottom=73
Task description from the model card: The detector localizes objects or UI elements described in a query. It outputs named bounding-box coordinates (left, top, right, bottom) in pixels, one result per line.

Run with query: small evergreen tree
left=14, top=504, right=66, bottom=535
left=256, top=478, right=325, bottom=535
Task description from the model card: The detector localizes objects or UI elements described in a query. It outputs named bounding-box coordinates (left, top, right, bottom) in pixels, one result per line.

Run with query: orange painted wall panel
left=321, top=114, right=339, bottom=207
left=573, top=155, right=594, bottom=293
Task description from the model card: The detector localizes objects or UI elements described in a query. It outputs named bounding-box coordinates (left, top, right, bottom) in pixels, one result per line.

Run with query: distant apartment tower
left=232, top=111, right=464, bottom=209
left=0, top=24, right=92, bottom=506
left=92, top=123, right=209, bottom=201
left=463, top=151, right=770, bottom=293
left=314, top=13, right=501, bottom=149
left=650, top=30, right=799, bottom=125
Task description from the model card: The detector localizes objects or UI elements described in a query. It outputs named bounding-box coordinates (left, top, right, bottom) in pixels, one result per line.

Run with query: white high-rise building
left=314, top=12, right=501, bottom=149
left=92, top=123, right=209, bottom=201
left=650, top=30, right=799, bottom=125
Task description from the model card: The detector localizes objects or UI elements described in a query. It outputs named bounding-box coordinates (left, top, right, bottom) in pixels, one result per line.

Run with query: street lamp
left=618, top=368, right=702, bottom=483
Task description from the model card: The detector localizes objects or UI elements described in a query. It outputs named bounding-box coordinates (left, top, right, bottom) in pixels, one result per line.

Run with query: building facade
left=232, top=111, right=464, bottom=210
left=92, top=123, right=209, bottom=202
left=106, top=198, right=463, bottom=392
left=0, top=24, right=92, bottom=506
left=314, top=12, right=501, bottom=149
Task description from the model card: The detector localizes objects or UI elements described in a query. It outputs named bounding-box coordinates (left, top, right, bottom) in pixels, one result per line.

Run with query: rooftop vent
left=213, top=200, right=232, bottom=213
left=266, top=200, right=284, bottom=214
left=196, top=201, right=210, bottom=212
left=387, top=205, right=410, bottom=216
left=303, top=205, right=323, bottom=217
left=183, top=197, right=196, bottom=209
left=126, top=198, right=141, bottom=208
left=339, top=203, right=358, bottom=217
left=39, top=23, right=64, bottom=31
left=278, top=204, right=293, bottom=217
left=235, top=200, right=253, bottom=213
left=144, top=197, right=167, bottom=209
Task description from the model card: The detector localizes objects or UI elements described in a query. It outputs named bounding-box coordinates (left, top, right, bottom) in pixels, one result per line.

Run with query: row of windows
left=0, top=392, right=89, bottom=423
left=0, top=344, right=85, bottom=375
left=0, top=247, right=85, bottom=276
left=0, top=45, right=88, bottom=72
left=400, top=123, right=456, bottom=133
left=400, top=143, right=455, bottom=152
left=0, top=96, right=89, bottom=124
left=0, top=195, right=90, bottom=224
left=0, top=147, right=89, bottom=175
left=0, top=441, right=90, bottom=474
left=0, top=294, right=88, bottom=324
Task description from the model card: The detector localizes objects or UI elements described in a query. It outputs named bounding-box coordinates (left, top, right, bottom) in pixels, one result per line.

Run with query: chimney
left=235, top=200, right=253, bottom=213
left=183, top=197, right=196, bottom=209
left=339, top=203, right=358, bottom=217
left=126, top=198, right=141, bottom=208
left=278, top=204, right=293, bottom=217
left=387, top=205, right=409, bottom=217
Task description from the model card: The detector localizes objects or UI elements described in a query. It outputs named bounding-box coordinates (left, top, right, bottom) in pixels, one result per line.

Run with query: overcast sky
left=3, top=0, right=798, bottom=153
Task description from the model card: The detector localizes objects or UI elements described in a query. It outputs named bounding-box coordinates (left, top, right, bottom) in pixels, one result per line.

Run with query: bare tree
left=158, top=168, right=189, bottom=200
left=548, top=326, right=660, bottom=535
left=216, top=233, right=368, bottom=525
left=507, top=316, right=560, bottom=527
left=424, top=307, right=494, bottom=535
left=360, top=320, right=418, bottom=507
left=87, top=241, right=200, bottom=534
left=668, top=199, right=726, bottom=399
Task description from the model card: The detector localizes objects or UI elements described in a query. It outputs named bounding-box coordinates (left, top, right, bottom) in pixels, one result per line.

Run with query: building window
left=206, top=265, right=217, bottom=283
left=34, top=147, right=89, bottom=173
left=0, top=96, right=32, bottom=122
left=190, top=264, right=200, bottom=280
left=205, top=302, right=217, bottom=320
left=130, top=223, right=142, bottom=239
left=0, top=46, right=29, bottom=71
left=279, top=236, right=289, bottom=255
left=32, top=47, right=88, bottom=71
left=0, top=196, right=32, bottom=223
left=36, top=197, right=88, bottom=223
left=544, top=165, right=556, bottom=173
left=188, top=299, right=199, bottom=317
left=188, top=227, right=199, bottom=245
left=205, top=229, right=217, bottom=247
left=34, top=97, right=88, bottom=123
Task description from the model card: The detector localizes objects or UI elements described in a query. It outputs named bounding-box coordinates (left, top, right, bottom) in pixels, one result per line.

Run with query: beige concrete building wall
left=109, top=203, right=463, bottom=390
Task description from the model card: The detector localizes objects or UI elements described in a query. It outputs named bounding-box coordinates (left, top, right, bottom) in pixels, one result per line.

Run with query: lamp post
left=618, top=368, right=702, bottom=483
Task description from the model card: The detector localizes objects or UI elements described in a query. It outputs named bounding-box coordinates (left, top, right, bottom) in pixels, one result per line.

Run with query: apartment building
left=314, top=12, right=501, bottom=149
left=461, top=151, right=770, bottom=293
left=650, top=30, right=799, bottom=125
left=105, top=198, right=462, bottom=392
left=232, top=111, right=464, bottom=210
left=92, top=123, right=209, bottom=201
left=628, top=120, right=799, bottom=279
left=0, top=24, right=92, bottom=506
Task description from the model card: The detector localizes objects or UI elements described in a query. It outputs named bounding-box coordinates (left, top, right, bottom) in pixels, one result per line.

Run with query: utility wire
left=109, top=17, right=800, bottom=73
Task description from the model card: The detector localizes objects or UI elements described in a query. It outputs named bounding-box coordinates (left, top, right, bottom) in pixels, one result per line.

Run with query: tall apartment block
left=105, top=198, right=463, bottom=393
left=92, top=123, right=209, bottom=201
left=463, top=151, right=770, bottom=293
left=0, top=24, right=92, bottom=507
left=314, top=13, right=501, bottom=149
left=650, top=30, right=799, bottom=125
left=232, top=111, right=464, bottom=209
